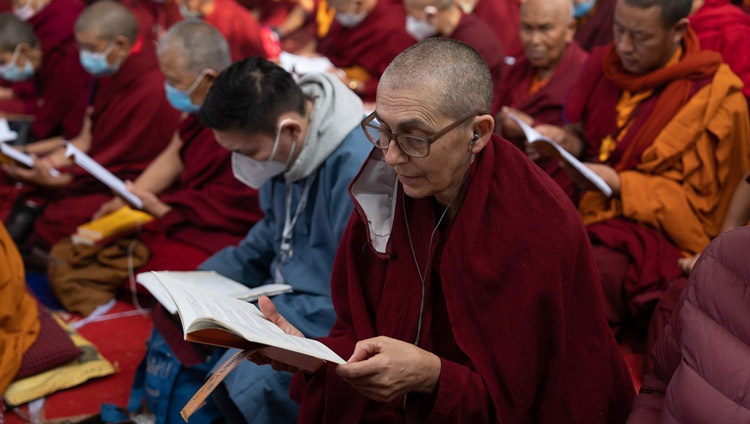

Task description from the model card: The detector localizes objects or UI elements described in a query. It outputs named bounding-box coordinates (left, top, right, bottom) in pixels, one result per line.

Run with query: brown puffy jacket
left=627, top=226, right=750, bottom=423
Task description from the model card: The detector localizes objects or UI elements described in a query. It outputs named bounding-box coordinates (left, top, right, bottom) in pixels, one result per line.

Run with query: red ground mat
left=4, top=300, right=152, bottom=423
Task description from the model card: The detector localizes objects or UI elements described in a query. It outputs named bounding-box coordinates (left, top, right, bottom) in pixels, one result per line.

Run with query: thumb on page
left=258, top=296, right=304, bottom=337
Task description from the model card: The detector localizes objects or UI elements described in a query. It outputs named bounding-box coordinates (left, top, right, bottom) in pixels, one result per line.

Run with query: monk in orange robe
left=170, top=0, right=271, bottom=61
left=574, top=0, right=616, bottom=52
left=0, top=222, right=40, bottom=394
left=2, top=1, right=180, bottom=249
left=318, top=0, right=415, bottom=101
left=690, top=0, right=750, bottom=103
left=496, top=0, right=587, bottom=200
left=537, top=0, right=750, bottom=341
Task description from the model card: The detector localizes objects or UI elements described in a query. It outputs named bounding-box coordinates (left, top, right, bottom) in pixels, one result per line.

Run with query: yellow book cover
left=75, top=206, right=153, bottom=244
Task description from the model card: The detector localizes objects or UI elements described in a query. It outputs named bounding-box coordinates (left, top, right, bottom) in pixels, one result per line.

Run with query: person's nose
left=384, top=138, right=409, bottom=166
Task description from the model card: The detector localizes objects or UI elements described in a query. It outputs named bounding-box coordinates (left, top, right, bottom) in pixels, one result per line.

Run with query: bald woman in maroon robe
left=690, top=0, right=750, bottom=102
left=172, top=0, right=270, bottom=61
left=3, top=1, right=179, bottom=248
left=250, top=38, right=634, bottom=423
left=0, top=2, right=90, bottom=141
left=318, top=0, right=415, bottom=102
left=93, top=20, right=262, bottom=272
left=574, top=0, right=616, bottom=52
left=404, top=0, right=505, bottom=115
left=496, top=0, right=588, bottom=200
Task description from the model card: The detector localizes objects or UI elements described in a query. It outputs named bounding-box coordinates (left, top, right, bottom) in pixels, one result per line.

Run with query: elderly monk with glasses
left=250, top=38, right=635, bottom=423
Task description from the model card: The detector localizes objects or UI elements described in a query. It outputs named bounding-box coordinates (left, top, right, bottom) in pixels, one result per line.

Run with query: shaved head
left=380, top=38, right=492, bottom=119
left=405, top=0, right=453, bottom=11
left=0, top=13, right=38, bottom=52
left=75, top=0, right=138, bottom=43
left=157, top=19, right=231, bottom=77
left=521, top=0, right=573, bottom=20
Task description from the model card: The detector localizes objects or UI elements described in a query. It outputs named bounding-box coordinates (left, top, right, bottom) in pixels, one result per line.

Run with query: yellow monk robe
left=0, top=223, right=40, bottom=394
left=579, top=63, right=750, bottom=254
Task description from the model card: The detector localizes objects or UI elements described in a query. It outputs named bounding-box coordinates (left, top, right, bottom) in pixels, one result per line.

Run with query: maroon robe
left=24, top=0, right=91, bottom=140
left=472, top=0, right=522, bottom=58
left=496, top=42, right=588, bottom=200
left=291, top=134, right=634, bottom=423
left=691, top=0, right=750, bottom=100
left=143, top=114, right=263, bottom=258
left=203, top=0, right=267, bottom=61
left=32, top=37, right=180, bottom=248
left=237, top=0, right=295, bottom=27
left=317, top=0, right=415, bottom=101
left=564, top=46, right=711, bottom=330
left=450, top=13, right=505, bottom=115
left=574, top=0, right=616, bottom=53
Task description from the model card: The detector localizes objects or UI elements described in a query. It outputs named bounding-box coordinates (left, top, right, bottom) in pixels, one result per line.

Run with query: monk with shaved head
left=0, top=0, right=90, bottom=142
left=496, top=0, right=587, bottom=199
left=2, top=0, right=179, bottom=249
left=248, top=37, right=635, bottom=422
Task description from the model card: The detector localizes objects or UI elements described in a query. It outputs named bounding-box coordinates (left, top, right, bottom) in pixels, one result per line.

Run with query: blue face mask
left=0, top=46, right=34, bottom=82
left=573, top=0, right=596, bottom=18
left=79, top=44, right=119, bottom=76
left=164, top=71, right=207, bottom=113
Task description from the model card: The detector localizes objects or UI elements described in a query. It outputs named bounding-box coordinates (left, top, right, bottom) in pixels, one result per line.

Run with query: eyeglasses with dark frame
left=360, top=111, right=480, bottom=158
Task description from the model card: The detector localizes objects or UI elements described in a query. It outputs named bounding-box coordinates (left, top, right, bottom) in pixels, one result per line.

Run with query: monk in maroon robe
left=574, top=0, right=616, bottom=52
left=537, top=0, right=749, bottom=346
left=690, top=0, right=750, bottom=102
left=0, top=2, right=91, bottom=143
left=496, top=0, right=587, bottom=200
left=171, top=0, right=269, bottom=61
left=3, top=1, right=179, bottom=249
left=318, top=0, right=415, bottom=101
left=252, top=38, right=634, bottom=423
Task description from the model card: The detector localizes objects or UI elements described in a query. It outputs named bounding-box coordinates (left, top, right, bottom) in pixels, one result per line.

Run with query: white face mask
left=231, top=119, right=296, bottom=189
left=405, top=9, right=438, bottom=41
left=179, top=3, right=202, bottom=19
left=335, top=10, right=367, bottom=27
left=13, top=0, right=37, bottom=21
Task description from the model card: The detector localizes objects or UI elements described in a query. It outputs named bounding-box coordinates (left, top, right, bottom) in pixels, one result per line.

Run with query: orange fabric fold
left=0, top=224, right=40, bottom=394
left=602, top=27, right=722, bottom=171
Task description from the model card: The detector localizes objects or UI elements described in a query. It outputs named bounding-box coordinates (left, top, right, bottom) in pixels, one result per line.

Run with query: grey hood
left=284, top=73, right=365, bottom=183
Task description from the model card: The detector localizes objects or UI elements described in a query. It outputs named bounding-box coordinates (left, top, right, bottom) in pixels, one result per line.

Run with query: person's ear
left=470, top=114, right=495, bottom=154
left=671, top=17, right=689, bottom=45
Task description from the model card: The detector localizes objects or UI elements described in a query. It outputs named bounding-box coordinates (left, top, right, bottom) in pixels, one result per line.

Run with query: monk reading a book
left=2, top=0, right=180, bottom=249
left=535, top=0, right=750, bottom=347
left=92, top=19, right=262, bottom=274
left=496, top=0, right=588, bottom=200
left=250, top=38, right=635, bottom=423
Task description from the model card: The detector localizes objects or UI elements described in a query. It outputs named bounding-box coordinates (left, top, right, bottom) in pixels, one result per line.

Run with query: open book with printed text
left=152, top=271, right=345, bottom=372
left=507, top=113, right=613, bottom=197
left=138, top=270, right=293, bottom=315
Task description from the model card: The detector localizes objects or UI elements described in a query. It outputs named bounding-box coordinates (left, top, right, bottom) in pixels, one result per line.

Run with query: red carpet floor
left=4, top=299, right=152, bottom=423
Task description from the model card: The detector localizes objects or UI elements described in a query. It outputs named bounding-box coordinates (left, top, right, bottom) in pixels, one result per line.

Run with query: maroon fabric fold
left=292, top=134, right=634, bottom=422
left=574, top=0, right=616, bottom=52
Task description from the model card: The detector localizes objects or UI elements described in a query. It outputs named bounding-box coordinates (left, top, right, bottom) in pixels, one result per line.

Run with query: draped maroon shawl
left=291, top=134, right=634, bottom=422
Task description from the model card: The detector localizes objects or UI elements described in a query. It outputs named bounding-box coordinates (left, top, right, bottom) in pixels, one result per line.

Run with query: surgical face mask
left=0, top=46, right=34, bottom=82
left=164, top=71, right=206, bottom=113
left=13, top=1, right=36, bottom=21
left=79, top=44, right=119, bottom=76
left=573, top=0, right=596, bottom=18
left=335, top=10, right=367, bottom=27
left=231, top=119, right=297, bottom=189
left=179, top=3, right=202, bottom=19
left=405, top=12, right=438, bottom=41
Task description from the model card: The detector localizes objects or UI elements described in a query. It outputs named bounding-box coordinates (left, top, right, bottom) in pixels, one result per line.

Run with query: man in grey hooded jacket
left=195, top=57, right=370, bottom=423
